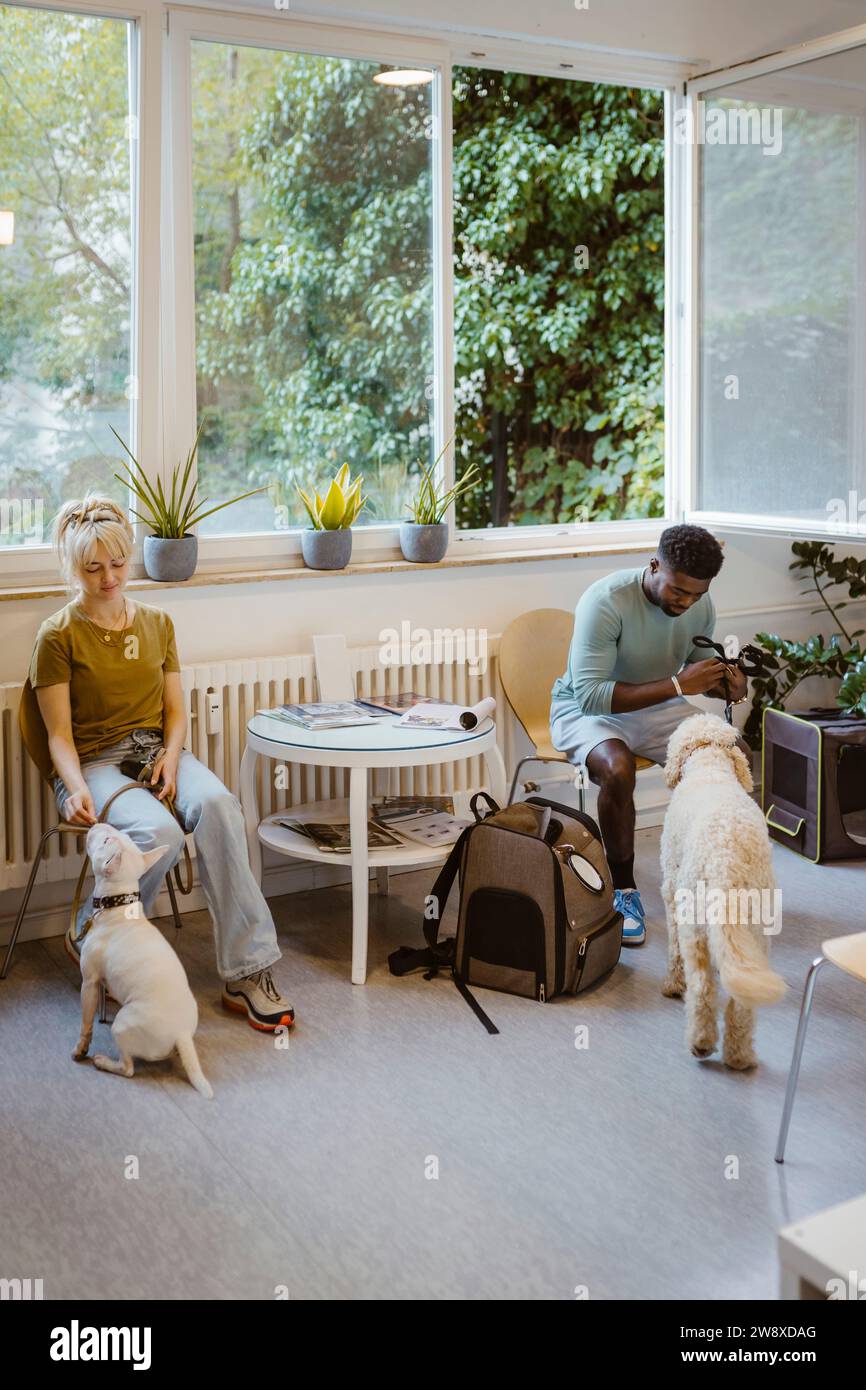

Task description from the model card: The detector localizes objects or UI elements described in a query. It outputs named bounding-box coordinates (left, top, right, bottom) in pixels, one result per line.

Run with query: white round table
left=239, top=713, right=507, bottom=983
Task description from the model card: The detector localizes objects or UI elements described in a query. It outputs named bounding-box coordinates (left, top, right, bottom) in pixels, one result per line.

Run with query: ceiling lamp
left=373, top=69, right=434, bottom=87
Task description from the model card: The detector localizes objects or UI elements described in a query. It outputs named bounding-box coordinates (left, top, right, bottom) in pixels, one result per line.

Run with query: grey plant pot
left=399, top=522, right=449, bottom=564
left=143, top=533, right=198, bottom=582
left=301, top=527, right=353, bottom=570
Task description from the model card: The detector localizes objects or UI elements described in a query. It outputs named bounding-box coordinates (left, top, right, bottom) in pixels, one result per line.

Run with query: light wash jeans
left=53, top=727, right=281, bottom=982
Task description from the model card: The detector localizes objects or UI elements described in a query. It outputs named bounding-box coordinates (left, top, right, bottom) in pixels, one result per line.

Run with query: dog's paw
left=72, top=1039, right=90, bottom=1061
left=661, top=975, right=685, bottom=998
left=690, top=1040, right=717, bottom=1058
left=723, top=1050, right=758, bottom=1071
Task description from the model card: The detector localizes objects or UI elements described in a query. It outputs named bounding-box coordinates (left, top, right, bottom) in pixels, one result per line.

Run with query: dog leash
left=68, top=770, right=193, bottom=946
left=691, top=635, right=767, bottom=725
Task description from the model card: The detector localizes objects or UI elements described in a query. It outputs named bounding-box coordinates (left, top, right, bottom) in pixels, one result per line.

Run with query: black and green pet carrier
left=762, top=707, right=866, bottom=863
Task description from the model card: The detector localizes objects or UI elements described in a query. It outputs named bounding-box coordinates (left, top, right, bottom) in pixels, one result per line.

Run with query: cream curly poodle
left=660, top=713, right=785, bottom=1069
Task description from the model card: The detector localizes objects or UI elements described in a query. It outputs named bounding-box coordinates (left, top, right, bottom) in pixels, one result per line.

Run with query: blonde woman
left=24, top=495, right=294, bottom=1033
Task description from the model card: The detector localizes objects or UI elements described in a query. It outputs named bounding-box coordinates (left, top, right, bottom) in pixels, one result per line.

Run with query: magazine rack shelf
left=257, top=799, right=453, bottom=869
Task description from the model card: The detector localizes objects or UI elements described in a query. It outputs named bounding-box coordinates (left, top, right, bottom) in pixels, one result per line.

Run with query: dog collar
left=93, top=892, right=141, bottom=912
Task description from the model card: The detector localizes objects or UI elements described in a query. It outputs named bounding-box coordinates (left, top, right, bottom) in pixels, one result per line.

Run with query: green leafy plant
left=296, top=463, right=367, bottom=530
left=744, top=541, right=866, bottom=748
left=111, top=424, right=267, bottom=538
left=405, top=440, right=481, bottom=525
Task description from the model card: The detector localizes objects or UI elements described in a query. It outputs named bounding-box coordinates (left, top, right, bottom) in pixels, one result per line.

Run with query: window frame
left=439, top=63, right=678, bottom=553
left=0, top=0, right=690, bottom=583
left=167, top=6, right=453, bottom=569
left=684, top=19, right=866, bottom=542
left=0, top=0, right=161, bottom=583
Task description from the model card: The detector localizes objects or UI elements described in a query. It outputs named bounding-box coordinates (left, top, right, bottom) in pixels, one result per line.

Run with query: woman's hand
left=150, top=750, right=179, bottom=802
left=63, top=788, right=97, bottom=826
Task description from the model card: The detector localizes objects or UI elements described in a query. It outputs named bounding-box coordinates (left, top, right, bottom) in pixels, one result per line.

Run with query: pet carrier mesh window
left=837, top=745, right=866, bottom=843
left=771, top=745, right=808, bottom=809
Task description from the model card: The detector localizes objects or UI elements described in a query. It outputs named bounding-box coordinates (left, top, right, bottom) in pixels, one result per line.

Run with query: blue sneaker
left=613, top=888, right=647, bottom=946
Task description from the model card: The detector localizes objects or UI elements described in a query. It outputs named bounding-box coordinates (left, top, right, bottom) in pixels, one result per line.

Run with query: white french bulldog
left=73, top=823, right=213, bottom=1099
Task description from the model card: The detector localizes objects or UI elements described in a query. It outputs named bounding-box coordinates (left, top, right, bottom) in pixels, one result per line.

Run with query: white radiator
left=1, top=639, right=503, bottom=894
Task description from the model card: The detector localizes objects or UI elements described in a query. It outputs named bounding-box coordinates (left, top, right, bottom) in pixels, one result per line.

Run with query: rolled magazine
left=398, top=696, right=496, bottom=731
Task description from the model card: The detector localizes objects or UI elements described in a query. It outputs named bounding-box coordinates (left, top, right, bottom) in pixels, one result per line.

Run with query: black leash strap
left=452, top=971, right=499, bottom=1035
left=692, top=634, right=767, bottom=726
left=386, top=822, right=500, bottom=1033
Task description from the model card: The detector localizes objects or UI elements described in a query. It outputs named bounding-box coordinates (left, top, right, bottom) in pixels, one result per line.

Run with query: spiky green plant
left=405, top=440, right=480, bottom=525
left=296, top=463, right=368, bottom=530
left=111, top=424, right=267, bottom=538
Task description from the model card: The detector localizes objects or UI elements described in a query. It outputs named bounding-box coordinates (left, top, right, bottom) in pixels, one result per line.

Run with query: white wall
left=6, top=526, right=864, bottom=774
left=5, top=529, right=854, bottom=679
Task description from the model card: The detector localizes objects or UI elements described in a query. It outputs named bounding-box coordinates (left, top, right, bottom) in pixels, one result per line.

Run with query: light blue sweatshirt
left=551, top=566, right=717, bottom=716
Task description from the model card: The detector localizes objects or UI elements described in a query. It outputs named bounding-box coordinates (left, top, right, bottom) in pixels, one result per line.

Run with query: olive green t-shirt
left=22, top=600, right=180, bottom=781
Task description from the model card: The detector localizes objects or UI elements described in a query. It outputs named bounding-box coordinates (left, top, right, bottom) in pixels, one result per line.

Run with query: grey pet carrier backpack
left=762, top=707, right=866, bottom=863
left=388, top=793, right=623, bottom=1033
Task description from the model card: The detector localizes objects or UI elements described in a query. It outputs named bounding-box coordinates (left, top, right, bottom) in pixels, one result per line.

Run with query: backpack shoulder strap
left=422, top=824, right=473, bottom=951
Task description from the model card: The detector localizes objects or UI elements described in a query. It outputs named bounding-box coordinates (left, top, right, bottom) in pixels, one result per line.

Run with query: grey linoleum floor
left=2, top=827, right=865, bottom=1301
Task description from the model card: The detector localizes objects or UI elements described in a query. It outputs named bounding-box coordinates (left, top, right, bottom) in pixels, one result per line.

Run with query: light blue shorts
left=549, top=693, right=701, bottom=769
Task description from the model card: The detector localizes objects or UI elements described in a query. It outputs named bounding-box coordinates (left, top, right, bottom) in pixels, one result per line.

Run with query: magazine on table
left=275, top=818, right=405, bottom=853
left=256, top=701, right=377, bottom=730
left=352, top=692, right=428, bottom=717
left=397, top=696, right=496, bottom=731
left=370, top=794, right=472, bottom=847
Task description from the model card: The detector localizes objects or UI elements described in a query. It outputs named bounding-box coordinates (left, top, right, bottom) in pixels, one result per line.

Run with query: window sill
left=0, top=536, right=656, bottom=602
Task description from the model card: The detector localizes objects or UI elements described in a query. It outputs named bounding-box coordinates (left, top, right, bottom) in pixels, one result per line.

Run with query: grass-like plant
left=296, top=463, right=367, bottom=530
left=111, top=423, right=267, bottom=538
left=405, top=439, right=480, bottom=525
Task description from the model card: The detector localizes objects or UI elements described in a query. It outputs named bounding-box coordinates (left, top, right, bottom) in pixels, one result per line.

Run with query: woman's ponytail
left=53, top=494, right=134, bottom=594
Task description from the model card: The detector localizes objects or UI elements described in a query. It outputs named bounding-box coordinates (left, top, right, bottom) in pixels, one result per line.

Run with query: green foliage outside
left=0, top=7, right=132, bottom=533
left=452, top=68, right=664, bottom=529
left=0, top=11, right=665, bottom=541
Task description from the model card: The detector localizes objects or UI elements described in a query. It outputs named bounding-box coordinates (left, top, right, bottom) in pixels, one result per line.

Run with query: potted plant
left=744, top=540, right=866, bottom=748
left=111, top=424, right=267, bottom=582
left=400, top=441, right=480, bottom=563
left=296, top=463, right=367, bottom=569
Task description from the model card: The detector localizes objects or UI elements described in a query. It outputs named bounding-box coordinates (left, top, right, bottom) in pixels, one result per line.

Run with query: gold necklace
left=77, top=596, right=128, bottom=645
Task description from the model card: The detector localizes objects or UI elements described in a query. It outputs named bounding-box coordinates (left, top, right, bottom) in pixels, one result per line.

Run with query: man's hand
left=677, top=658, right=733, bottom=696
left=703, top=666, right=748, bottom=702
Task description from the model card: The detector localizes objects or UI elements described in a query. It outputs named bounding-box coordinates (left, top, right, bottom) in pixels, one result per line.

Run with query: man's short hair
left=657, top=524, right=723, bottom=581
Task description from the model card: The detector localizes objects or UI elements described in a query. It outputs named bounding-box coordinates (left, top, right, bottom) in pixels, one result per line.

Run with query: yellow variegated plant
left=296, top=464, right=368, bottom=530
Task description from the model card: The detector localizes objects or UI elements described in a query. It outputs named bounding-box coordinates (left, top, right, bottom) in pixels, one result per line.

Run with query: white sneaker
left=222, top=968, right=295, bottom=1032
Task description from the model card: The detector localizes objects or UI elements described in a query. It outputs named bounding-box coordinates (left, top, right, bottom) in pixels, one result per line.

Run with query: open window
left=687, top=25, right=866, bottom=540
